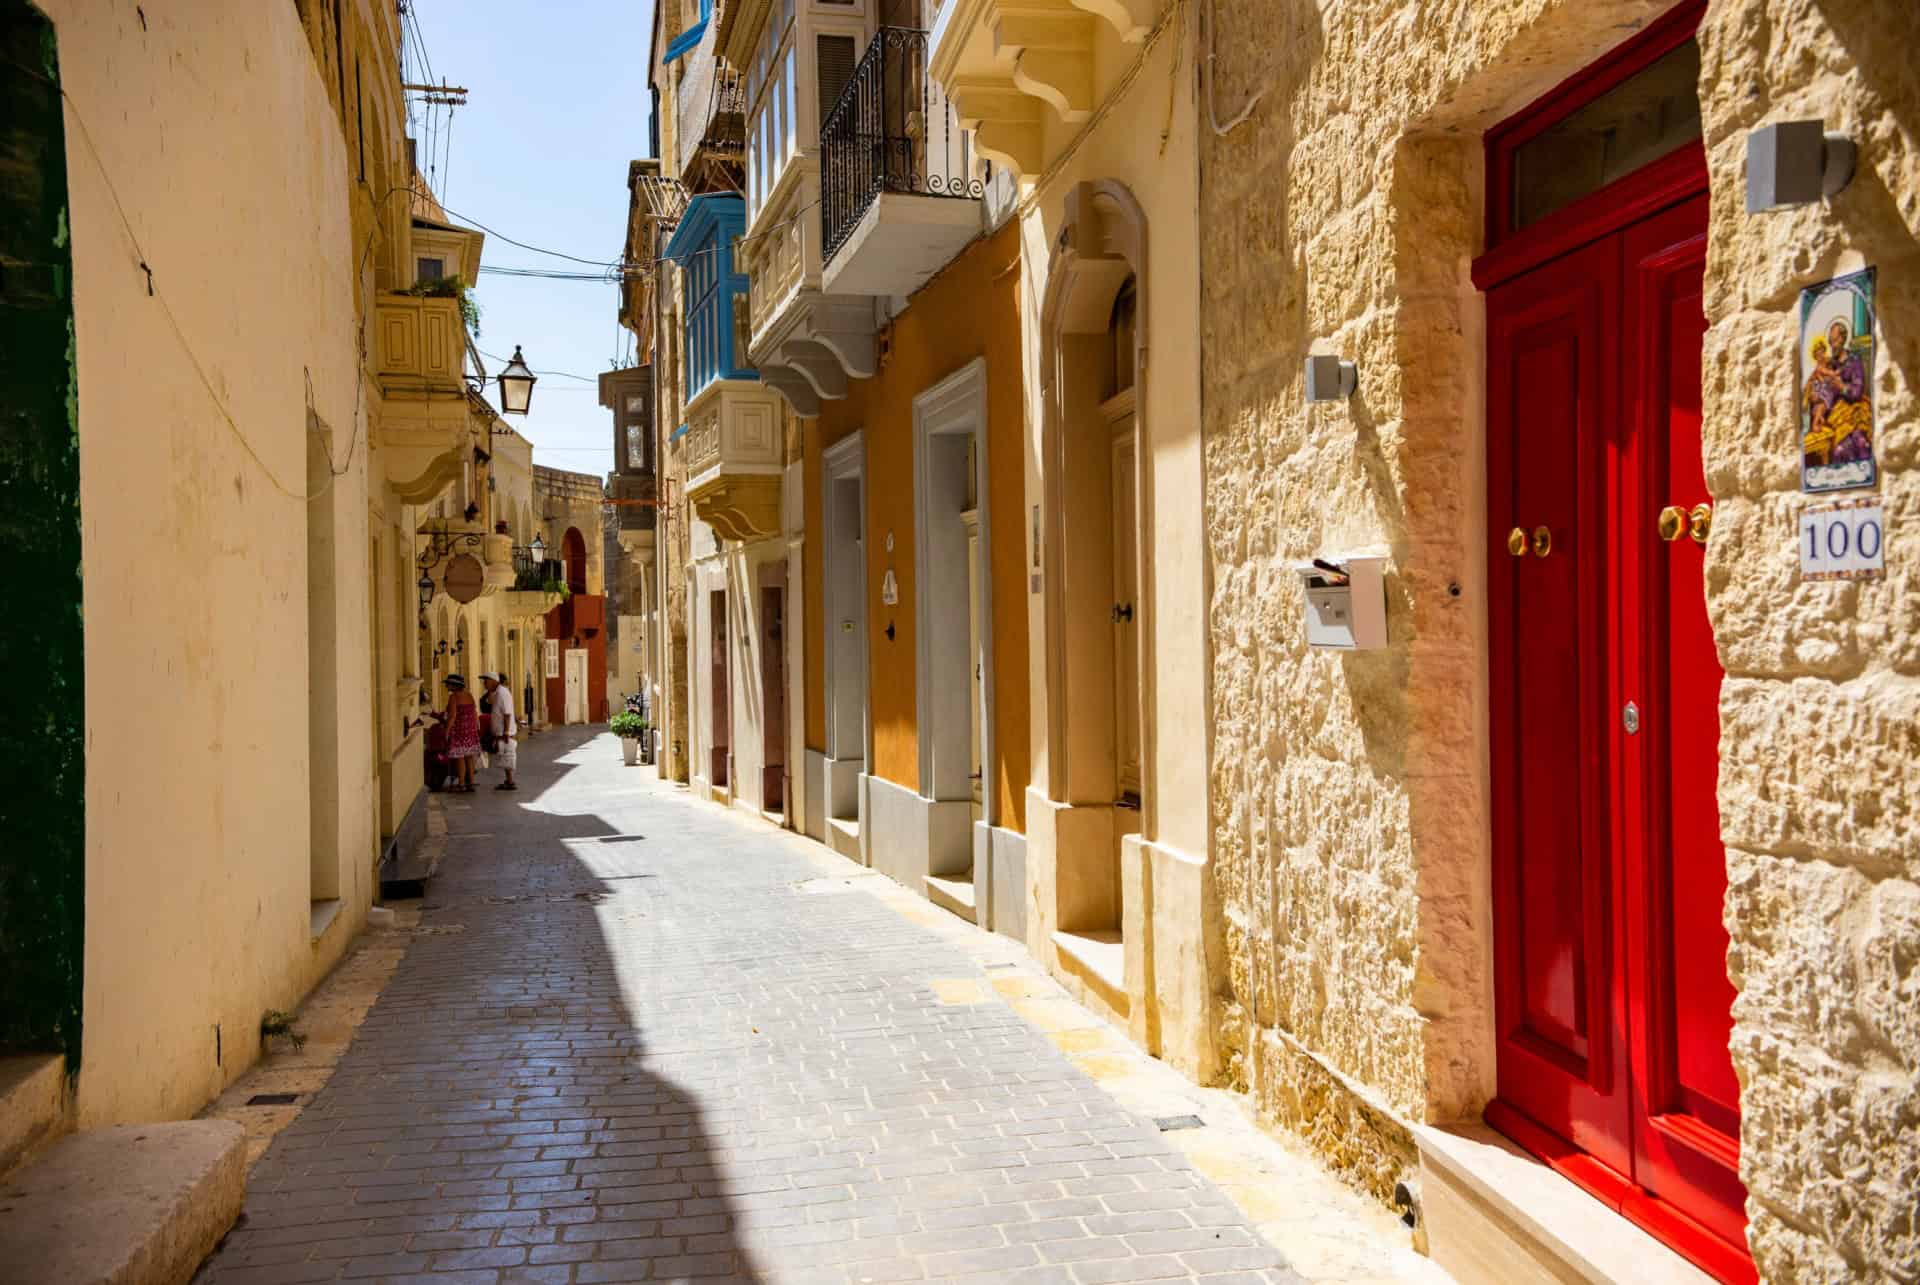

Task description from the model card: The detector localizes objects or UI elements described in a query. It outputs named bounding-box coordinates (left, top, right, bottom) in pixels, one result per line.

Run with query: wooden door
left=1109, top=419, right=1140, bottom=803
left=1487, top=188, right=1747, bottom=1277
left=710, top=590, right=730, bottom=788
left=1486, top=231, right=1631, bottom=1177
left=761, top=585, right=786, bottom=812
left=1619, top=197, right=1746, bottom=1255
left=564, top=650, right=588, bottom=724
left=964, top=508, right=984, bottom=825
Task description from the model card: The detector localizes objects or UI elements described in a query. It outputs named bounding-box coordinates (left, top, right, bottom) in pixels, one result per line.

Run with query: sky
left=405, top=0, right=655, bottom=481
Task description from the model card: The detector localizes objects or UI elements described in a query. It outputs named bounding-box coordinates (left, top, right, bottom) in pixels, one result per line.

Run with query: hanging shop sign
left=442, top=553, right=485, bottom=604
left=1798, top=267, right=1878, bottom=494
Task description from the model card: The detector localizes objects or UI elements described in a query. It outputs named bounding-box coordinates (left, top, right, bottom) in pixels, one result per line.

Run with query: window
left=1486, top=30, right=1703, bottom=245
left=416, top=256, right=445, bottom=283
left=1108, top=278, right=1138, bottom=398
left=817, top=34, right=857, bottom=127
left=661, top=195, right=755, bottom=402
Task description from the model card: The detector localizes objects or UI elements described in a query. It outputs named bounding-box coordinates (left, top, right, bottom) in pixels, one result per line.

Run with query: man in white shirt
left=482, top=674, right=518, bottom=791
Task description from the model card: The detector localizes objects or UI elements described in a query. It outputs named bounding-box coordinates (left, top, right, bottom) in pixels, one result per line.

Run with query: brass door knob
left=1531, top=526, right=1553, bottom=558
left=1658, top=505, right=1686, bottom=542
left=1689, top=503, right=1712, bottom=545
left=1508, top=527, right=1528, bottom=557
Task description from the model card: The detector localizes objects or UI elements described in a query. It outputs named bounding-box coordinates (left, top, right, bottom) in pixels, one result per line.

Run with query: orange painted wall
left=803, top=218, right=1030, bottom=830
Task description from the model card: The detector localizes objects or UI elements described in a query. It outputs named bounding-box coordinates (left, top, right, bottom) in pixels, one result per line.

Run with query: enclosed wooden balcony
left=375, top=294, right=467, bottom=398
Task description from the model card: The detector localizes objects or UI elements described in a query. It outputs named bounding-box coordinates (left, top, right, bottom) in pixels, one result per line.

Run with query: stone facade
left=1199, top=0, right=1917, bottom=1278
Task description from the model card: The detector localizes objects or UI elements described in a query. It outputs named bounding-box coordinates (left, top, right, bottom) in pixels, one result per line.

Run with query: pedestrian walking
left=483, top=673, right=519, bottom=791
left=436, top=674, right=481, bottom=792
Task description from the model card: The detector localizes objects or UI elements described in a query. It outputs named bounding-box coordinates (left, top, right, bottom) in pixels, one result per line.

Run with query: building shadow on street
left=199, top=722, right=760, bottom=1283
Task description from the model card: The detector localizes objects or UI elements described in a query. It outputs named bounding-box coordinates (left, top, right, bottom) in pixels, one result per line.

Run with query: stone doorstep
left=825, top=814, right=862, bottom=861
left=1052, top=926, right=1129, bottom=1016
left=0, top=1054, right=70, bottom=1179
left=0, top=1120, right=246, bottom=1285
left=924, top=870, right=979, bottom=922
left=1414, top=1123, right=1714, bottom=1285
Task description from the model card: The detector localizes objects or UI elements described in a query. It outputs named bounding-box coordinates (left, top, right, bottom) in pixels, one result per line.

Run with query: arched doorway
left=1036, top=180, right=1152, bottom=996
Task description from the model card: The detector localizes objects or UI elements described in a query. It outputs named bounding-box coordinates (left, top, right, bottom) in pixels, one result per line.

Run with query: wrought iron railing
left=677, top=55, right=748, bottom=182
left=820, top=27, right=981, bottom=265
left=511, top=554, right=566, bottom=591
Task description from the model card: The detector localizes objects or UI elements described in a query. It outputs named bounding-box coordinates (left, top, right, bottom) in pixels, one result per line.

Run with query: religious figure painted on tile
left=1799, top=267, right=1877, bottom=493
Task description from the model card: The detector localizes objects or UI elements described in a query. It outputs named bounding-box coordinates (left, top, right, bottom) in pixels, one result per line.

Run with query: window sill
left=308, top=899, right=344, bottom=943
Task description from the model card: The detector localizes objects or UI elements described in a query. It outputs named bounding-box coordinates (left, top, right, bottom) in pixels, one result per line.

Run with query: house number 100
left=1799, top=500, right=1886, bottom=581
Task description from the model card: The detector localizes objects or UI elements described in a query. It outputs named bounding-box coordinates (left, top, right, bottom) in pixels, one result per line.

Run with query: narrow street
left=196, top=729, right=1420, bottom=1285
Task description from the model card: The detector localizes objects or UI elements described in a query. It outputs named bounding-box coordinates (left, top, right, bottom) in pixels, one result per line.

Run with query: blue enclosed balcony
left=664, top=194, right=755, bottom=409
left=663, top=194, right=785, bottom=545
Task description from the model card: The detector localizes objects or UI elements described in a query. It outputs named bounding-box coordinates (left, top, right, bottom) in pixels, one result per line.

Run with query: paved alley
left=196, top=729, right=1425, bottom=1285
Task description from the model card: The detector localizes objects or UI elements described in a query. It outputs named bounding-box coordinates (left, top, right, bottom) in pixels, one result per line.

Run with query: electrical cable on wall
left=51, top=77, right=409, bottom=503
left=1203, top=0, right=1262, bottom=135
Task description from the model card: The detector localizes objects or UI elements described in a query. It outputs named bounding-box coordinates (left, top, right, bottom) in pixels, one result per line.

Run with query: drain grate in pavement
left=1154, top=1114, right=1205, bottom=1132
left=246, top=1093, right=300, bottom=1106
left=597, top=834, right=646, bottom=843
left=985, top=962, right=1018, bottom=970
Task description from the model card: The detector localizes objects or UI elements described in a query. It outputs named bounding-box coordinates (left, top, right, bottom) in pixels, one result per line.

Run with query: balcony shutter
left=817, top=34, right=857, bottom=126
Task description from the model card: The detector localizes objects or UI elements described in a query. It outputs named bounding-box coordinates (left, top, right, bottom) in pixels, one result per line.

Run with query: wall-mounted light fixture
left=1747, top=120, right=1856, bottom=212
left=1304, top=353, right=1357, bottom=403
left=497, top=345, right=537, bottom=416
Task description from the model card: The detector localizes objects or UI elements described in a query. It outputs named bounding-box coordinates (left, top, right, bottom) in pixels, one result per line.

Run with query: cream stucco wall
left=999, top=1, right=1218, bottom=1080
left=1198, top=0, right=1918, bottom=1276
left=50, top=0, right=375, bottom=1125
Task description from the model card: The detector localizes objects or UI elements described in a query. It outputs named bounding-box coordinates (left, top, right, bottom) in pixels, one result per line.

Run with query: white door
left=564, top=649, right=588, bottom=724
left=964, top=507, right=984, bottom=825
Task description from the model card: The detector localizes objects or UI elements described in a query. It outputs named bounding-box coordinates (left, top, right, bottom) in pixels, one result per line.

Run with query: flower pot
left=621, top=736, right=639, bottom=766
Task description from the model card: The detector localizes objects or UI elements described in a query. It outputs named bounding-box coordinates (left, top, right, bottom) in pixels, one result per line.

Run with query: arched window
left=1107, top=276, right=1137, bottom=399
left=563, top=527, right=588, bottom=595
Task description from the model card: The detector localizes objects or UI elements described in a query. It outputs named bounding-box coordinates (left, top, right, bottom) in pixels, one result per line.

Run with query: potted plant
left=610, top=711, right=647, bottom=765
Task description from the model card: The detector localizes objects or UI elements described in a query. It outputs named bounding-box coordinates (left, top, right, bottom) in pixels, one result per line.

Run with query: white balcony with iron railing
left=819, top=27, right=984, bottom=299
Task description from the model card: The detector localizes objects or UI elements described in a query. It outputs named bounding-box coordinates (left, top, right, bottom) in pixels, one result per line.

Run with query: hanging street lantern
left=529, top=532, right=546, bottom=565
left=417, top=570, right=436, bottom=610
left=497, top=345, right=537, bottom=416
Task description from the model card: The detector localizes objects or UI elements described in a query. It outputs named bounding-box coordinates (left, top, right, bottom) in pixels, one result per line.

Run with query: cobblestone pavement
left=198, top=728, right=1440, bottom=1285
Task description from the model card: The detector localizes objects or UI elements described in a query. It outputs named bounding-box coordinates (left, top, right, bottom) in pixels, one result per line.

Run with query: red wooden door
left=1486, top=189, right=1750, bottom=1281
left=1619, top=197, right=1748, bottom=1260
left=1486, top=231, right=1633, bottom=1179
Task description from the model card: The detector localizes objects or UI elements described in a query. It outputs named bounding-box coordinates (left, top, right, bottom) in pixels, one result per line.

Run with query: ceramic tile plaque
left=1800, top=497, right=1886, bottom=581
left=1799, top=267, right=1878, bottom=494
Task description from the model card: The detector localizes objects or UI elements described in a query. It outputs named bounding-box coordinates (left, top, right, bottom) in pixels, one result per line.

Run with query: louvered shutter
left=816, top=34, right=857, bottom=126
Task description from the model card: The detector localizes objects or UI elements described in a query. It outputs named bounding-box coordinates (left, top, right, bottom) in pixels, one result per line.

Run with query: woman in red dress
left=437, top=674, right=483, bottom=793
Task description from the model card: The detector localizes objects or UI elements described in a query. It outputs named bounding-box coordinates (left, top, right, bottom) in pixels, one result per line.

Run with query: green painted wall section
left=0, top=0, right=84, bottom=1064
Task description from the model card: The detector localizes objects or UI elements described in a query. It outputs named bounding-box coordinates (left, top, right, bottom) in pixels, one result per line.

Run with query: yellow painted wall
left=47, top=0, right=374, bottom=1125
left=806, top=219, right=1030, bottom=827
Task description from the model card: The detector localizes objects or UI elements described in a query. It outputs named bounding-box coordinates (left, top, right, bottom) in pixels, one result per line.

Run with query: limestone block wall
left=1697, top=2, right=1918, bottom=1276
left=1199, top=0, right=1917, bottom=1273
